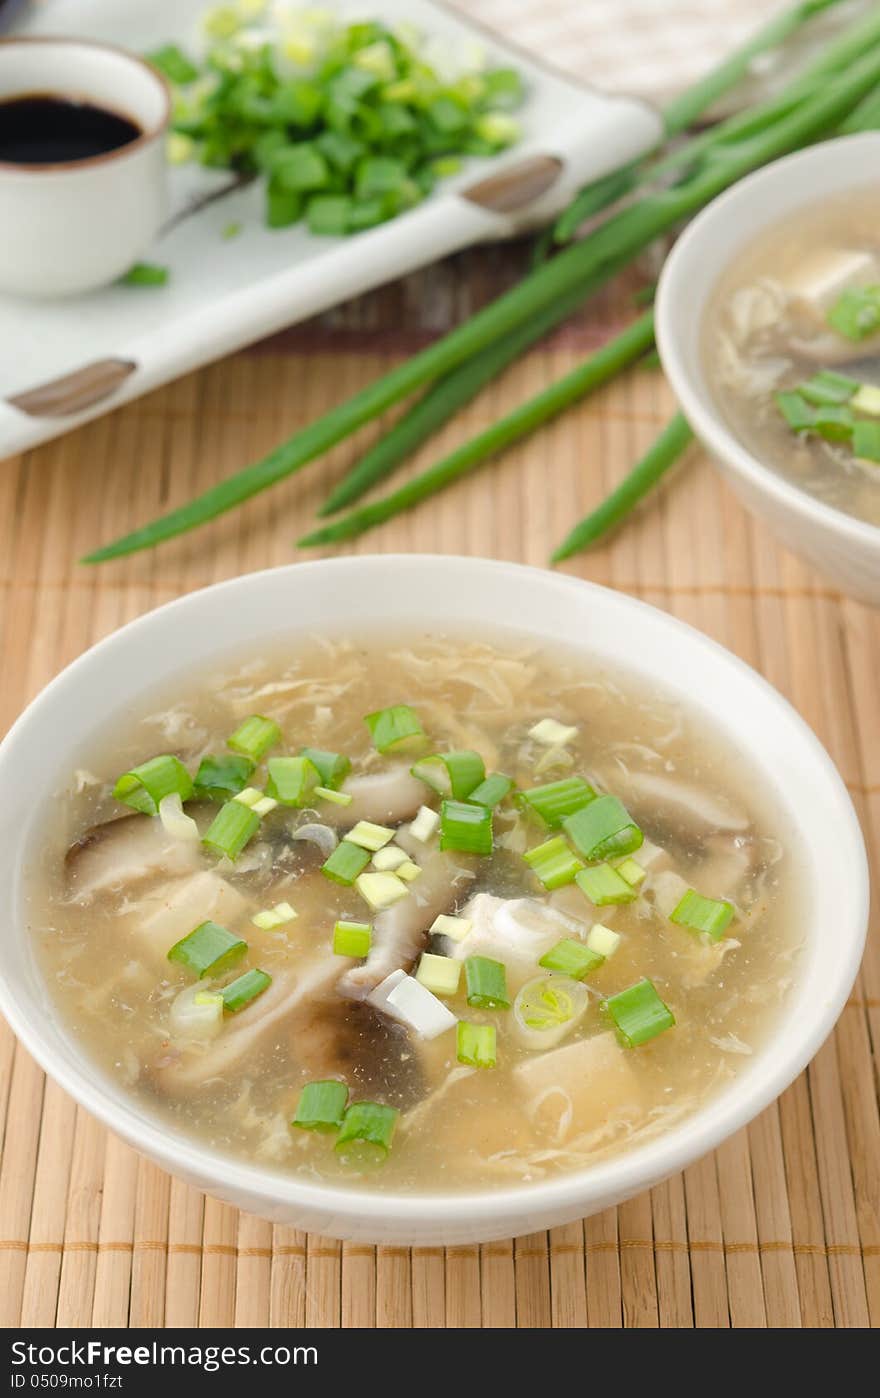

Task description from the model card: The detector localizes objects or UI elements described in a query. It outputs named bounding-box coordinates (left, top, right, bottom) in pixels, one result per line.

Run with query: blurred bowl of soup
left=657, top=133, right=880, bottom=604
left=0, top=557, right=867, bottom=1243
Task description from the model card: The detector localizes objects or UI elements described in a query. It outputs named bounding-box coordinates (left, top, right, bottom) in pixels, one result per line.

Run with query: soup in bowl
left=0, top=558, right=866, bottom=1243
left=656, top=133, right=880, bottom=602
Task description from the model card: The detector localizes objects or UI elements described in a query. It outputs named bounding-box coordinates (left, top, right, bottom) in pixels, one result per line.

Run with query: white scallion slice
left=252, top=901, right=297, bottom=931
left=409, top=805, right=440, bottom=843
left=371, top=845, right=408, bottom=872
left=529, top=718, right=578, bottom=746
left=430, top=913, right=472, bottom=942
left=513, top=974, right=588, bottom=1051
left=396, top=860, right=421, bottom=882
left=416, top=953, right=461, bottom=997
left=234, top=786, right=278, bottom=816
left=158, top=792, right=200, bottom=843
left=586, top=923, right=621, bottom=958
left=346, top=820, right=395, bottom=851
left=355, top=871, right=409, bottom=911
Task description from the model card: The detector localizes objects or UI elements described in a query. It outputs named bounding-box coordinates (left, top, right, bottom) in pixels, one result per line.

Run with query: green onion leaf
left=336, top=1101, right=399, bottom=1160
left=333, top=920, right=372, bottom=958
left=605, top=978, right=675, bottom=1047
left=440, top=799, right=493, bottom=856
left=798, top=369, right=860, bottom=405
left=464, top=955, right=510, bottom=1010
left=364, top=704, right=424, bottom=753
left=321, top=840, right=371, bottom=886
left=810, top=403, right=854, bottom=442
left=575, top=862, right=638, bottom=906
left=306, top=194, right=351, bottom=235
left=522, top=835, right=584, bottom=890
left=300, top=747, right=351, bottom=789
left=456, top=1021, right=497, bottom=1069
left=563, top=794, right=643, bottom=861
left=202, top=800, right=261, bottom=860
left=266, top=755, right=321, bottom=806
left=293, top=1080, right=349, bottom=1132
left=467, top=772, right=514, bottom=808
left=853, top=419, right=880, bottom=462
left=538, top=939, right=604, bottom=980
left=193, top=752, right=255, bottom=803
left=669, top=888, right=735, bottom=941
left=827, top=284, right=880, bottom=341
left=411, top=750, right=485, bottom=800
left=120, top=262, right=168, bottom=286
left=114, top=755, right=193, bottom=815
left=227, top=715, right=281, bottom=761
left=146, top=44, right=199, bottom=84
left=220, top=968, right=272, bottom=1013
left=519, top=777, right=596, bottom=828
left=167, top=920, right=247, bottom=979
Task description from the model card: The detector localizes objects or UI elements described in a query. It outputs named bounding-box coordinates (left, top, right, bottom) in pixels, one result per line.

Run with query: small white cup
left=0, top=38, right=170, bottom=298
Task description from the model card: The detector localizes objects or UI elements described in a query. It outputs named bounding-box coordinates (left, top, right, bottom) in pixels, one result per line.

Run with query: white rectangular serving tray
left=2, top=0, right=661, bottom=459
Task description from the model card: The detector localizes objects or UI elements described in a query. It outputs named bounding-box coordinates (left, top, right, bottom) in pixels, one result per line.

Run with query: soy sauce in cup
left=0, top=93, right=141, bottom=165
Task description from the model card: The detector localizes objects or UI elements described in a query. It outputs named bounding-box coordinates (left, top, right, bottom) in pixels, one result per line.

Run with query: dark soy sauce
left=0, top=93, right=141, bottom=165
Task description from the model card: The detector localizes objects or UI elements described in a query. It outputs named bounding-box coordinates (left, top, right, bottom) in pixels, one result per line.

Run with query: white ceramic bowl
left=656, top=132, right=880, bottom=605
left=0, top=557, right=867, bottom=1244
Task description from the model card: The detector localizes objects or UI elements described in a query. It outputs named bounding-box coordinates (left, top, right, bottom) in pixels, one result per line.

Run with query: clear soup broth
left=30, top=633, right=801, bottom=1192
left=706, top=188, right=880, bottom=527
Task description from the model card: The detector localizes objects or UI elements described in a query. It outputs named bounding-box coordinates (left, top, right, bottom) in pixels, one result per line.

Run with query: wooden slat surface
left=0, top=245, right=878, bottom=1330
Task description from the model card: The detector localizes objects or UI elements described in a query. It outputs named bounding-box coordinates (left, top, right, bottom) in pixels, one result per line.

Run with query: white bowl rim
left=0, top=555, right=868, bottom=1231
left=656, top=131, right=880, bottom=555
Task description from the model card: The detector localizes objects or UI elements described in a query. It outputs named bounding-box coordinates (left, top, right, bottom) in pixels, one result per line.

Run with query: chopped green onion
left=853, top=419, right=880, bottom=462
left=605, top=978, right=675, bottom=1047
left=252, top=902, right=296, bottom=931
left=146, top=43, right=199, bottom=84
left=851, top=384, right=880, bottom=416
left=514, top=975, right=587, bottom=1044
left=538, top=938, right=604, bottom=979
left=227, top=714, right=281, bottom=761
left=336, top=1101, right=399, bottom=1160
left=411, top=750, right=485, bottom=800
left=346, top=820, right=394, bottom=851
left=220, top=967, right=272, bottom=1013
left=575, top=863, right=638, bottom=906
left=314, top=785, right=353, bottom=806
left=616, top=857, right=646, bottom=887
left=120, top=262, right=168, bottom=286
left=564, top=794, right=643, bottom=861
left=798, top=369, right=859, bottom=405
left=529, top=718, right=578, bottom=746
left=113, top=754, right=194, bottom=815
left=371, top=845, right=408, bottom=871
left=586, top=923, right=621, bottom=958
left=333, top=920, right=372, bottom=958
left=167, top=920, right=247, bottom=978
left=409, top=805, right=440, bottom=842
left=775, top=390, right=815, bottom=431
left=440, top=799, right=493, bottom=856
left=193, top=752, right=255, bottom=803
left=415, top=952, right=461, bottom=997
left=266, top=755, right=321, bottom=806
left=355, top=871, right=408, bottom=910
left=464, top=955, right=510, bottom=1010
left=293, top=1080, right=348, bottom=1132
left=519, top=777, right=595, bottom=828
left=364, top=704, right=424, bottom=753
left=222, top=222, right=242, bottom=240
left=307, top=194, right=352, bottom=236
left=810, top=404, right=854, bottom=442
left=321, top=840, right=371, bottom=886
left=456, top=1022, right=496, bottom=1069
left=300, top=747, right=351, bottom=789
left=670, top=888, right=735, bottom=941
left=430, top=913, right=472, bottom=942
left=233, top=786, right=277, bottom=816
left=202, top=800, right=261, bottom=860
left=523, top=835, right=584, bottom=890
left=396, top=859, right=421, bottom=882
left=468, top=772, right=514, bottom=808
left=827, top=284, right=880, bottom=340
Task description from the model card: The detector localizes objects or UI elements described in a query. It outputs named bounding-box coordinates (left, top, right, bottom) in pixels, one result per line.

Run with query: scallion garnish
left=113, top=754, right=193, bottom=816
left=575, top=863, right=638, bottom=906
left=798, top=369, right=860, bottom=404
left=409, top=805, right=441, bottom=843
left=220, top=967, right=272, bottom=1013
left=336, top=1101, right=399, bottom=1161
left=853, top=419, right=880, bottom=463
left=563, top=794, right=643, bottom=861
left=430, top=913, right=472, bottom=942
left=346, top=820, right=395, bottom=852
left=265, top=755, right=320, bottom=806
left=321, top=840, right=371, bottom=886
left=364, top=704, right=424, bottom=753
left=227, top=714, right=281, bottom=762
left=193, top=752, right=255, bottom=803
left=616, top=857, right=646, bottom=887
left=411, top=750, right=485, bottom=800
left=827, top=283, right=880, bottom=340
left=519, top=777, right=596, bottom=828
left=529, top=718, right=578, bottom=746
left=464, top=955, right=510, bottom=1010
left=167, top=920, right=247, bottom=979
left=775, top=389, right=816, bottom=431
left=355, top=871, right=408, bottom=910
left=440, top=799, right=493, bottom=856
left=670, top=888, right=735, bottom=940
left=456, top=1021, right=497, bottom=1069
left=415, top=952, right=461, bottom=997
left=202, top=800, right=261, bottom=860
left=252, top=902, right=296, bottom=931
left=538, top=939, right=604, bottom=980
left=313, top=785, right=353, bottom=806
left=468, top=772, right=514, bottom=808
left=300, top=747, right=351, bottom=789
left=586, top=923, right=621, bottom=958
left=234, top=786, right=278, bottom=817
left=293, top=1080, right=349, bottom=1133
left=333, top=920, right=372, bottom=958
left=605, top=978, right=675, bottom=1047
left=522, top=835, right=584, bottom=890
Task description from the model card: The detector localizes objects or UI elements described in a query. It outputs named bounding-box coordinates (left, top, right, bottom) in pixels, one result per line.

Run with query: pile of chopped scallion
left=110, top=701, right=740, bottom=1165
left=148, top=4, right=524, bottom=238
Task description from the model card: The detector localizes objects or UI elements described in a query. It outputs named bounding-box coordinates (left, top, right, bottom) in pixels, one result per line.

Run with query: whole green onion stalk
left=83, top=2, right=880, bottom=564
